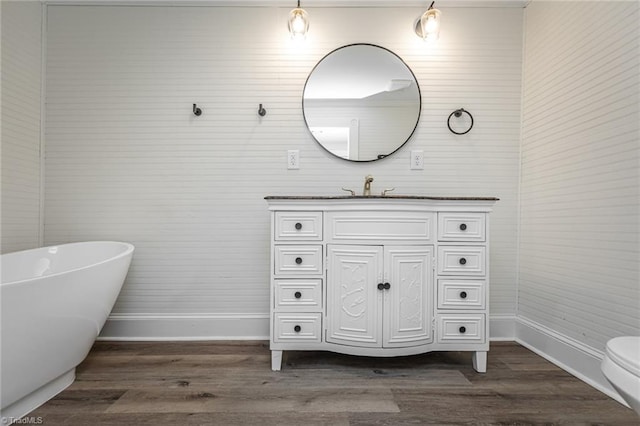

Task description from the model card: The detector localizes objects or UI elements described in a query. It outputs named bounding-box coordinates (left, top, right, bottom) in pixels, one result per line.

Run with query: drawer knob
left=377, top=283, right=385, bottom=290
left=460, top=291, right=467, bottom=299
left=459, top=223, right=467, bottom=231
left=383, top=282, right=391, bottom=290
left=459, top=257, right=467, bottom=265
left=294, top=291, right=302, bottom=299
left=295, top=222, right=302, bottom=230
left=294, top=325, right=301, bottom=332
left=459, top=326, right=467, bottom=334
left=295, top=257, right=303, bottom=265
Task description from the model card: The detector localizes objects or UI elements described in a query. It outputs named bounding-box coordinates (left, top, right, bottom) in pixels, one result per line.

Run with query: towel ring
left=447, top=108, right=473, bottom=135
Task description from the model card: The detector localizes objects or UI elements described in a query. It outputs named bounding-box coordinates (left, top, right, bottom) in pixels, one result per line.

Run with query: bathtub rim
left=0, top=241, right=135, bottom=287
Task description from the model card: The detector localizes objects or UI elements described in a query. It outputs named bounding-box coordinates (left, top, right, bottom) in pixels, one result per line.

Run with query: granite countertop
left=264, top=195, right=500, bottom=201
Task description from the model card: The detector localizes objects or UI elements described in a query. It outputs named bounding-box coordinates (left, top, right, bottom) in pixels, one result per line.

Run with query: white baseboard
left=516, top=315, right=630, bottom=408
left=98, top=313, right=269, bottom=341
left=99, top=313, right=516, bottom=341
left=490, top=314, right=517, bottom=341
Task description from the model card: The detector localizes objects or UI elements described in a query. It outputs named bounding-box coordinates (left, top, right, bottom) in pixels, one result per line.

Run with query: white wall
left=44, top=5, right=523, bottom=338
left=1, top=1, right=43, bottom=254
left=518, top=0, right=639, bottom=399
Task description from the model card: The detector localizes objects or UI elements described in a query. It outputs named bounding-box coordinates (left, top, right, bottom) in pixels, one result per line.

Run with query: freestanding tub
left=0, top=241, right=134, bottom=423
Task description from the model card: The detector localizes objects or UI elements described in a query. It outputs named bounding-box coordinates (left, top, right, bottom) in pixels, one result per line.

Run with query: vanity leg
left=472, top=351, right=487, bottom=373
left=271, top=350, right=283, bottom=371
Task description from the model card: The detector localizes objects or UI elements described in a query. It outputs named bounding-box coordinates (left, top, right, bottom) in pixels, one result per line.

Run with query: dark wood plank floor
left=29, top=341, right=638, bottom=425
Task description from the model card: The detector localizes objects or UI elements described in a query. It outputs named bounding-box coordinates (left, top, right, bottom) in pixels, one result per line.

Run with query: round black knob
left=459, top=326, right=466, bottom=334
left=459, top=223, right=467, bottom=231
left=459, top=257, right=467, bottom=265
left=383, top=282, right=391, bottom=290
left=377, top=283, right=385, bottom=290
left=460, top=291, right=467, bottom=299
left=295, top=257, right=302, bottom=265
left=295, top=222, right=302, bottom=230
left=294, top=291, right=302, bottom=299
left=294, top=325, right=301, bottom=333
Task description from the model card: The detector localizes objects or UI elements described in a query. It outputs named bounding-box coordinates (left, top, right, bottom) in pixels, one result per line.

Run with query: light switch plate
left=287, top=150, right=300, bottom=169
left=410, top=150, right=424, bottom=170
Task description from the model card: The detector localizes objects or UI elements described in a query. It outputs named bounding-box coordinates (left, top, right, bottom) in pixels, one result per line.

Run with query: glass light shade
left=288, top=7, right=309, bottom=40
left=419, top=8, right=441, bottom=42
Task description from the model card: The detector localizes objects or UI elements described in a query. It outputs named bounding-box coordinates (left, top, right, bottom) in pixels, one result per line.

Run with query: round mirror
left=303, top=44, right=421, bottom=162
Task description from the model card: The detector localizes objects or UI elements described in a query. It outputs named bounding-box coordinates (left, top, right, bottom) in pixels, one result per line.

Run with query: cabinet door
left=326, top=245, right=382, bottom=347
left=383, top=246, right=434, bottom=347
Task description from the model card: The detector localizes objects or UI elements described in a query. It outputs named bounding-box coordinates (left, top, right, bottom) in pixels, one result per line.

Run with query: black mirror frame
left=302, top=43, right=422, bottom=163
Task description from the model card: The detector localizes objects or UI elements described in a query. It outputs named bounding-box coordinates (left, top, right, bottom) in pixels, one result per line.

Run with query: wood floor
left=29, top=341, right=638, bottom=425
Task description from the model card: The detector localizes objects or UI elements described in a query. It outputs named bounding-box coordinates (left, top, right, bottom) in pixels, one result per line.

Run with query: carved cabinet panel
left=384, top=246, right=433, bottom=347
left=326, top=245, right=382, bottom=346
left=326, top=245, right=433, bottom=348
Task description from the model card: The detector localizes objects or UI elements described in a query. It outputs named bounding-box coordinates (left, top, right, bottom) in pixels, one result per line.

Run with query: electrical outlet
left=287, top=150, right=300, bottom=169
left=410, top=150, right=424, bottom=170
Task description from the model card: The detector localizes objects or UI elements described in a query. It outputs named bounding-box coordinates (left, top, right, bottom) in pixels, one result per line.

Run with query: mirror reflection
left=303, top=44, right=421, bottom=162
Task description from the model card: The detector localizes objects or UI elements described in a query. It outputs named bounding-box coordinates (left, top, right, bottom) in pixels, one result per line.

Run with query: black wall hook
left=447, top=108, right=474, bottom=135
left=258, top=104, right=267, bottom=117
left=193, top=104, right=202, bottom=116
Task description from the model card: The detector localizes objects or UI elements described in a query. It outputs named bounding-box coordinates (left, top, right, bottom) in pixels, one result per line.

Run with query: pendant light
left=415, top=1, right=442, bottom=43
left=288, top=1, right=309, bottom=40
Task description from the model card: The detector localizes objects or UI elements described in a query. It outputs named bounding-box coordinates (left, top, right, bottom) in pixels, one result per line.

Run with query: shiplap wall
left=520, top=0, right=640, bottom=354
left=44, top=5, right=522, bottom=338
left=1, top=1, right=42, bottom=254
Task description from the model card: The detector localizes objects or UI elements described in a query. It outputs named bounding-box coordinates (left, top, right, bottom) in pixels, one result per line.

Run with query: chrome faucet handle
left=381, top=188, right=396, bottom=196
left=341, top=187, right=356, bottom=196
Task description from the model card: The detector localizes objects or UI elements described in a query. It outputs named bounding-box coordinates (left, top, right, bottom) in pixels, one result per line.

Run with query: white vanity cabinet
left=265, top=196, right=497, bottom=373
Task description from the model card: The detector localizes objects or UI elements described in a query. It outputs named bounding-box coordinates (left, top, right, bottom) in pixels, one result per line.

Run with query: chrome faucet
left=363, top=175, right=374, bottom=196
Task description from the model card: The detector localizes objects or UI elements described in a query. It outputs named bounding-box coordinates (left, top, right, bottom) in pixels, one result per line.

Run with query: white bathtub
left=0, top=241, right=134, bottom=422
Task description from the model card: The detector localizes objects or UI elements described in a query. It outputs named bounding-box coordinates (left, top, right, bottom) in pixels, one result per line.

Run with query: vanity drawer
left=273, top=313, right=322, bottom=343
left=275, top=211, right=323, bottom=241
left=274, top=279, right=322, bottom=311
left=437, top=315, right=485, bottom=343
left=438, top=213, right=486, bottom=242
left=438, top=279, right=485, bottom=309
left=274, top=245, right=323, bottom=275
left=327, top=211, right=434, bottom=242
left=437, top=246, right=486, bottom=276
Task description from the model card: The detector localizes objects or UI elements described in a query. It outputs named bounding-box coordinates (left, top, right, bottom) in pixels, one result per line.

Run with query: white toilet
left=601, top=336, right=640, bottom=415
